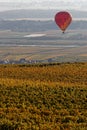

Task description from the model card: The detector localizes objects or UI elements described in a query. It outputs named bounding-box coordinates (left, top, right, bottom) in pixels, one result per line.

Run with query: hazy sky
left=0, top=0, right=73, bottom=1
left=0, top=0, right=86, bottom=2
left=0, top=0, right=87, bottom=11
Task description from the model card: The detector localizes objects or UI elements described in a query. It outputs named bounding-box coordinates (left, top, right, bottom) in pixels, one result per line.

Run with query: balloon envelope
left=55, top=11, right=72, bottom=32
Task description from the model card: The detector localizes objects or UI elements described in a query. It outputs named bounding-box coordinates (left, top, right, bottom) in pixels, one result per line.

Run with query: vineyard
left=0, top=63, right=87, bottom=130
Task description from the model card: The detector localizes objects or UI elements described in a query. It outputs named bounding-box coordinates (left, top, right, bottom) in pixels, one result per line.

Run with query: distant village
left=0, top=58, right=53, bottom=64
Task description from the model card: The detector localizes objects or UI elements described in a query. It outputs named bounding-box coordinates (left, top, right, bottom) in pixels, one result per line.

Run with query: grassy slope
left=0, top=63, right=87, bottom=130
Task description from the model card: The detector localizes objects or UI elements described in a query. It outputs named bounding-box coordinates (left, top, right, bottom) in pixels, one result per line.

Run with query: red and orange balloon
left=55, top=11, right=72, bottom=33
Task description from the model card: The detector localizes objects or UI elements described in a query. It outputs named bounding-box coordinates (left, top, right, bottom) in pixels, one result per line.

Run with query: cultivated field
left=0, top=63, right=87, bottom=130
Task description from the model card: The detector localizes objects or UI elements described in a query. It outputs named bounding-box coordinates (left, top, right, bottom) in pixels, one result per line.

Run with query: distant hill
left=0, top=19, right=87, bottom=34
left=0, top=9, right=87, bottom=20
left=0, top=9, right=87, bottom=33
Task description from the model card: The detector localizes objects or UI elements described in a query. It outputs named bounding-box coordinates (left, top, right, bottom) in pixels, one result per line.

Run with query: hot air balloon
left=55, top=11, right=72, bottom=33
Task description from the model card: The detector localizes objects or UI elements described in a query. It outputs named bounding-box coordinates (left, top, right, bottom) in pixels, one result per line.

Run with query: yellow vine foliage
left=0, top=63, right=87, bottom=130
